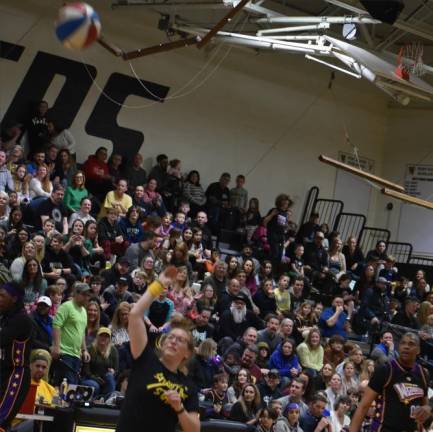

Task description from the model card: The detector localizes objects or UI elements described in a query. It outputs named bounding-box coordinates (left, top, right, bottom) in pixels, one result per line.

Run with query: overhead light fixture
left=360, top=0, right=405, bottom=25
left=342, top=23, right=357, bottom=40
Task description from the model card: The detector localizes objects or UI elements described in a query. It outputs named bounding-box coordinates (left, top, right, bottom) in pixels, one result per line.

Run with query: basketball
left=55, top=2, right=101, bottom=50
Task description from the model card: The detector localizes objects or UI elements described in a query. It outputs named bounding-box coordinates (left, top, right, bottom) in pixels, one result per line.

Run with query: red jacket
left=83, top=155, right=109, bottom=181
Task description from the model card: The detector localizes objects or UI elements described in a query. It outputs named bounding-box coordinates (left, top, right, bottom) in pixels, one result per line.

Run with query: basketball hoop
left=395, top=42, right=425, bottom=80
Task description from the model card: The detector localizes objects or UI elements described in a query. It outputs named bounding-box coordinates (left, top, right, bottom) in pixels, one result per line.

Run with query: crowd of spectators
left=2, top=100, right=433, bottom=432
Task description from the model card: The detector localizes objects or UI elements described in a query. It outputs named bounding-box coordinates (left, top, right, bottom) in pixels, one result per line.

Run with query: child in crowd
left=170, top=211, right=187, bottom=232
left=178, top=200, right=191, bottom=225
left=130, top=271, right=147, bottom=298
left=204, top=373, right=229, bottom=419
left=274, top=274, right=291, bottom=318
left=230, top=174, right=248, bottom=214
left=257, top=341, right=271, bottom=369
left=204, top=248, right=221, bottom=274
left=257, top=407, right=278, bottom=432
left=154, top=213, right=172, bottom=246
left=290, top=244, right=305, bottom=279
left=45, top=284, right=63, bottom=317
left=274, top=403, right=302, bottom=432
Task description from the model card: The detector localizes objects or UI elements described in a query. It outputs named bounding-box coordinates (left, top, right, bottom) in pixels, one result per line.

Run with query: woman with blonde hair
left=418, top=300, right=433, bottom=326
left=110, top=302, right=132, bottom=347
left=336, top=345, right=364, bottom=379
left=13, top=164, right=30, bottom=202
left=187, top=338, right=220, bottom=389
left=296, top=328, right=324, bottom=373
left=116, top=267, right=199, bottom=432
left=359, top=359, right=375, bottom=382
left=29, top=163, right=52, bottom=198
left=294, top=301, right=317, bottom=342
left=10, top=240, right=36, bottom=282
left=340, top=360, right=359, bottom=395
left=328, top=238, right=347, bottom=281
left=32, top=234, right=46, bottom=264
left=168, top=266, right=194, bottom=315
left=86, top=299, right=102, bottom=346
left=7, top=145, right=25, bottom=174
left=81, top=327, right=119, bottom=398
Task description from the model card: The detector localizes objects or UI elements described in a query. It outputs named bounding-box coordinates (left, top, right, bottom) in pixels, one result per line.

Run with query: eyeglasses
left=166, top=334, right=188, bottom=345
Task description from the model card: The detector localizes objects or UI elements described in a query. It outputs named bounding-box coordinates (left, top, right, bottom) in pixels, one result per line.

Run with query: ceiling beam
left=319, top=154, right=405, bottom=192
left=382, top=188, right=433, bottom=211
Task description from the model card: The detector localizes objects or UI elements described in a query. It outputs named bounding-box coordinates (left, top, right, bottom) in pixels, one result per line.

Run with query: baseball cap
left=267, top=369, right=280, bottom=378
left=233, top=292, right=248, bottom=303
left=37, top=296, right=52, bottom=307
left=117, top=256, right=129, bottom=265
left=75, top=283, right=92, bottom=294
left=117, top=277, right=129, bottom=285
left=377, top=277, right=389, bottom=284
left=287, top=403, right=300, bottom=411
left=97, top=327, right=112, bottom=337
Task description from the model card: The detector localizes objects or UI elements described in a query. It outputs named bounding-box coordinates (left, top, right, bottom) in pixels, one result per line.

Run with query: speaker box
left=360, top=0, right=405, bottom=24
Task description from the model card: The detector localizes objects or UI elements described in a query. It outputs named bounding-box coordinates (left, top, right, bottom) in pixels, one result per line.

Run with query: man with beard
left=240, top=345, right=262, bottom=381
left=289, top=278, right=307, bottom=313
left=257, top=314, right=282, bottom=352
left=191, top=307, right=215, bottom=347
left=203, top=260, right=227, bottom=298
left=219, top=293, right=263, bottom=341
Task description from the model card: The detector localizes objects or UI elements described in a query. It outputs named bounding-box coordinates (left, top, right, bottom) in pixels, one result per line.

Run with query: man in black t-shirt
left=42, top=234, right=74, bottom=284
left=37, top=184, right=69, bottom=234
left=205, top=173, right=231, bottom=233
left=350, top=332, right=432, bottom=432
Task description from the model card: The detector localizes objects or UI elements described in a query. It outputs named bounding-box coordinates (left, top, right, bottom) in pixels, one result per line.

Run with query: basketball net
left=395, top=42, right=425, bottom=81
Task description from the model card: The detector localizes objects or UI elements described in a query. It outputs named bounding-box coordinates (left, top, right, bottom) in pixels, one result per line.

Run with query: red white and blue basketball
left=55, top=3, right=101, bottom=50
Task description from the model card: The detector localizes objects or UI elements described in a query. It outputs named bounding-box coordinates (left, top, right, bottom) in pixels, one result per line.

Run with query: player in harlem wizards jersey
left=349, top=332, right=433, bottom=432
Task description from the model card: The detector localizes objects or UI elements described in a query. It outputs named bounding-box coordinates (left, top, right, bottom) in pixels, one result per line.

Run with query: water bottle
left=60, top=378, right=68, bottom=406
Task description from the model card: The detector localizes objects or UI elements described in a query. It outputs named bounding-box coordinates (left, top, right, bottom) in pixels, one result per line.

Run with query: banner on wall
left=398, top=164, right=433, bottom=255
left=338, top=151, right=375, bottom=173
left=404, top=164, right=433, bottom=198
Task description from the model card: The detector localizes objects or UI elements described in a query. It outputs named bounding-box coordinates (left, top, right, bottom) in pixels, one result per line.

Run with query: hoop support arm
left=97, top=36, right=124, bottom=57
left=382, top=188, right=433, bottom=211
left=122, top=36, right=199, bottom=60
left=197, top=0, right=250, bottom=49
left=319, top=154, right=405, bottom=192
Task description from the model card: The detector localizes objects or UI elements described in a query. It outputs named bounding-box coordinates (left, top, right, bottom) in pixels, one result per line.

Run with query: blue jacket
left=118, top=217, right=144, bottom=243
left=269, top=344, right=301, bottom=377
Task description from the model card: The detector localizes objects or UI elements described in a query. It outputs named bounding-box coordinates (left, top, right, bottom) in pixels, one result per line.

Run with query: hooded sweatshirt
left=269, top=343, right=301, bottom=378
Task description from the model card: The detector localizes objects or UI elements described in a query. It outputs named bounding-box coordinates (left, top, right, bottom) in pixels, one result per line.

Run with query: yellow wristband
left=148, top=280, right=164, bottom=298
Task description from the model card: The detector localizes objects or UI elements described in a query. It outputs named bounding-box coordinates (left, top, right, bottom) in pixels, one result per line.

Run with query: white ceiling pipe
left=258, top=23, right=329, bottom=35
left=260, top=35, right=321, bottom=40
left=254, top=16, right=380, bottom=24
left=173, top=25, right=331, bottom=52
left=305, top=54, right=362, bottom=78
